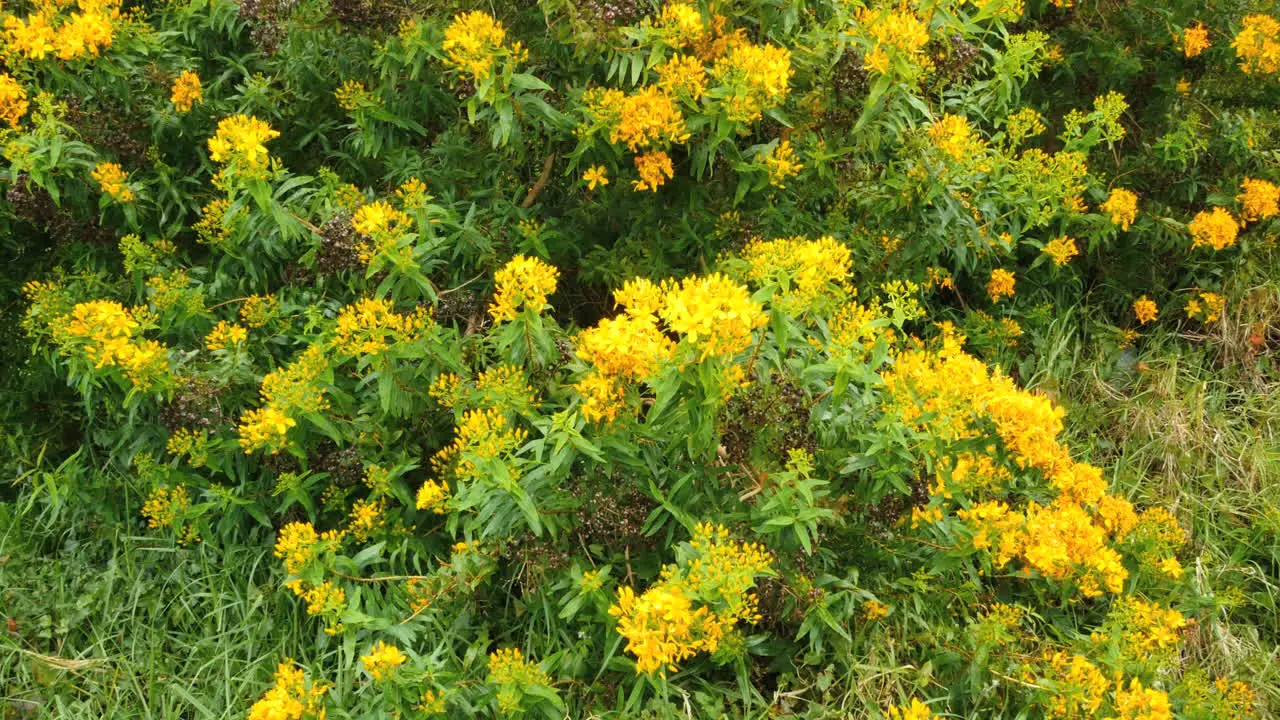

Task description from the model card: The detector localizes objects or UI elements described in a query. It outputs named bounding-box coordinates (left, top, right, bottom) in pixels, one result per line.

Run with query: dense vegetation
left=1, top=0, right=1278, bottom=718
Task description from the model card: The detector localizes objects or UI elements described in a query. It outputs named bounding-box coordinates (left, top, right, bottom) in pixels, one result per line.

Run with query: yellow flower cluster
left=1107, top=678, right=1172, bottom=720
left=207, top=114, right=279, bottom=179
left=1188, top=207, right=1240, bottom=250
left=91, top=161, right=134, bottom=202
left=987, top=268, right=1016, bottom=302
left=633, top=150, right=674, bottom=192
left=1041, top=652, right=1108, bottom=718
left=738, top=236, right=852, bottom=314
left=430, top=408, right=528, bottom=481
left=1184, top=290, right=1225, bottom=323
left=585, top=85, right=690, bottom=153
left=360, top=641, right=406, bottom=681
left=205, top=320, right=247, bottom=351
left=657, top=2, right=706, bottom=48
left=247, top=660, right=328, bottom=720
left=656, top=53, right=707, bottom=99
left=489, top=254, right=559, bottom=322
left=610, top=523, right=771, bottom=675
left=332, top=297, right=430, bottom=357
left=301, top=581, right=347, bottom=635
left=488, top=647, right=551, bottom=713
left=1237, top=177, right=1279, bottom=222
left=273, top=521, right=343, bottom=577
left=855, top=6, right=932, bottom=77
left=415, top=479, right=450, bottom=513
left=170, top=70, right=202, bottom=113
left=350, top=200, right=411, bottom=263
left=1099, top=596, right=1188, bottom=659
left=763, top=139, right=803, bottom=188
left=1183, top=22, right=1209, bottom=58
left=0, top=73, right=29, bottom=128
left=930, top=114, right=984, bottom=163
left=1133, top=296, right=1158, bottom=325
left=660, top=273, right=768, bottom=359
left=348, top=497, right=385, bottom=542
left=3, top=0, right=121, bottom=63
left=709, top=42, right=792, bottom=123
left=442, top=11, right=520, bottom=81
left=239, top=345, right=330, bottom=453
left=1232, top=14, right=1280, bottom=75
left=240, top=294, right=279, bottom=328
left=1101, top=188, right=1138, bottom=230
left=884, top=344, right=1139, bottom=597
left=1042, top=236, right=1079, bottom=266
left=166, top=428, right=209, bottom=468
left=141, top=485, right=198, bottom=543
left=50, top=299, right=169, bottom=389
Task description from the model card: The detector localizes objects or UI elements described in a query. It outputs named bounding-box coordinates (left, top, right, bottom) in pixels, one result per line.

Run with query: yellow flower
left=657, top=2, right=706, bottom=48
left=633, top=151, right=675, bottom=192
left=91, top=161, right=134, bottom=202
left=763, top=140, right=803, bottom=188
left=586, top=85, right=689, bottom=152
left=609, top=582, right=725, bottom=675
left=1133, top=296, right=1158, bottom=325
left=583, top=165, right=608, bottom=190
left=1042, top=236, right=1079, bottom=266
left=1183, top=22, right=1210, bottom=58
left=886, top=698, right=940, bottom=720
left=856, top=6, right=932, bottom=77
left=709, top=42, right=793, bottom=123
left=660, top=273, right=768, bottom=359
left=1101, top=188, right=1138, bottom=230
left=238, top=406, right=297, bottom=454
left=247, top=660, right=328, bottom=720
left=861, top=600, right=889, bottom=621
left=331, top=297, right=431, bottom=356
left=415, top=479, right=451, bottom=513
left=1040, top=652, right=1108, bottom=718
left=334, top=79, right=373, bottom=111
left=442, top=10, right=511, bottom=81
left=656, top=53, right=707, bottom=99
left=574, top=370, right=627, bottom=424
left=170, top=70, right=202, bottom=113
left=0, top=74, right=30, bottom=129
left=1188, top=207, right=1240, bottom=250
left=1233, top=14, right=1280, bottom=75
left=53, top=1, right=119, bottom=61
left=205, top=320, right=248, bottom=351
left=1157, top=556, right=1184, bottom=579
left=986, top=269, right=1016, bottom=302
left=3, top=11, right=57, bottom=61
left=207, top=115, right=279, bottom=180
left=739, top=236, right=852, bottom=313
left=348, top=497, right=386, bottom=542
left=488, top=254, right=559, bottom=322
left=1184, top=290, right=1225, bottom=323
left=1175, top=77, right=1191, bottom=94
left=1107, top=678, right=1172, bottom=720
left=1237, top=177, right=1280, bottom=222
left=930, top=114, right=984, bottom=162
left=360, top=641, right=407, bottom=681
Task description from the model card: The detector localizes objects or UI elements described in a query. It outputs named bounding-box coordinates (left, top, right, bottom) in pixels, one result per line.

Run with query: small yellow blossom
left=987, top=269, right=1016, bottom=302
left=205, top=320, right=248, bottom=351
left=360, top=641, right=407, bottom=681
left=583, top=165, right=608, bottom=190
left=1042, top=236, right=1079, bottom=266
left=1237, top=177, right=1280, bottom=221
left=633, top=151, right=675, bottom=192
left=91, top=161, right=134, bottom=202
left=1183, top=22, right=1210, bottom=58
left=1188, top=207, right=1240, bottom=250
left=1101, top=188, right=1138, bottom=230
left=1233, top=15, right=1280, bottom=75
left=0, top=74, right=30, bottom=129
left=170, top=70, right=202, bottom=113
left=1133, top=296, right=1158, bottom=325
left=489, top=255, right=559, bottom=322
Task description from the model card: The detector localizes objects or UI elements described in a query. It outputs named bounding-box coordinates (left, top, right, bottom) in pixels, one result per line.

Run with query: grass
left=0, top=506, right=332, bottom=719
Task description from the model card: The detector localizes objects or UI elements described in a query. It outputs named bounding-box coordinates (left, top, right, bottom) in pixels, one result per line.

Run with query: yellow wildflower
left=1042, top=236, right=1079, bottom=266
left=205, top=320, right=248, bottom=351
left=987, top=269, right=1016, bottom=302
left=91, top=161, right=134, bottom=202
left=1133, top=296, right=1158, bottom=325
left=583, top=165, right=608, bottom=190
left=488, top=254, right=559, bottom=322
left=763, top=140, right=803, bottom=188
left=360, top=641, right=406, bottom=681
left=886, top=698, right=939, bottom=720
left=0, top=74, right=30, bottom=129
left=1101, top=188, right=1138, bottom=230
left=1183, top=22, right=1210, bottom=58
left=170, top=70, right=202, bottom=113
left=415, top=479, right=451, bottom=513
left=1184, top=290, right=1225, bottom=323
left=1237, top=177, right=1279, bottom=221
left=1188, top=207, right=1240, bottom=250
left=1233, top=14, right=1280, bottom=75
left=660, top=273, right=768, bottom=359
left=633, top=151, right=675, bottom=192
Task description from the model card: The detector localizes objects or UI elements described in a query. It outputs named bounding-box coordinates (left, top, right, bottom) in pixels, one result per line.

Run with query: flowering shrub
left=4, top=0, right=1279, bottom=717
